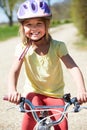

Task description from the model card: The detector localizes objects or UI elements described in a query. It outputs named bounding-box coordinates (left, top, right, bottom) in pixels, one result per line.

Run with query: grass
left=0, top=24, right=19, bottom=41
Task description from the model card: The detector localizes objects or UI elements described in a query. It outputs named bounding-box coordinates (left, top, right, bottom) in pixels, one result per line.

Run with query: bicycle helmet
left=17, top=0, right=52, bottom=22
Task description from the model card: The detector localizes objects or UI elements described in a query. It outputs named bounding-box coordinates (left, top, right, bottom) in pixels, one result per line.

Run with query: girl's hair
left=19, top=18, right=51, bottom=45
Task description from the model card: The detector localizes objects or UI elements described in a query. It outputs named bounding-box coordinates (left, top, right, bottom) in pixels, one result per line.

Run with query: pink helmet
left=17, top=0, right=52, bottom=22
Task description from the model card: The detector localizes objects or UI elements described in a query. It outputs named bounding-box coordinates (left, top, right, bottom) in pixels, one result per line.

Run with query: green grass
left=50, top=19, right=72, bottom=28
left=0, top=24, right=19, bottom=41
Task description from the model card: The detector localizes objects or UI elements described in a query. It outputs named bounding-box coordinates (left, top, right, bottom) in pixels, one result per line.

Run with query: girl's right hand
left=8, top=91, right=21, bottom=105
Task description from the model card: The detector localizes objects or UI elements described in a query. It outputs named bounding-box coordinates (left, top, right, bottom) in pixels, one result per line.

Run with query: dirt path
left=0, top=23, right=87, bottom=130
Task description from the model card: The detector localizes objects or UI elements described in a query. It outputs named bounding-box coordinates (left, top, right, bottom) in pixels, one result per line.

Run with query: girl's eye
left=38, top=22, right=43, bottom=24
left=37, top=23, right=41, bottom=25
left=37, top=22, right=44, bottom=26
left=25, top=23, right=31, bottom=27
left=27, top=24, right=31, bottom=26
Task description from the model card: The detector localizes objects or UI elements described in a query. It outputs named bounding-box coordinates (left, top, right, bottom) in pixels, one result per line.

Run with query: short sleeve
left=15, top=43, right=23, bottom=58
left=58, top=42, right=68, bottom=57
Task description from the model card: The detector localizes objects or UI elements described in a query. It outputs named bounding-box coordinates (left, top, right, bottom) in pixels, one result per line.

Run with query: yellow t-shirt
left=15, top=39, right=68, bottom=98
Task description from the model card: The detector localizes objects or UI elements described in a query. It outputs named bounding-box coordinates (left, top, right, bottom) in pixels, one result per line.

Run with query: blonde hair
left=19, top=18, right=51, bottom=45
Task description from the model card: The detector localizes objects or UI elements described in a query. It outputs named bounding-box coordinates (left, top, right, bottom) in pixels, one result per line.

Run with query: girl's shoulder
left=51, top=38, right=65, bottom=46
left=51, top=38, right=66, bottom=49
left=50, top=38, right=68, bottom=57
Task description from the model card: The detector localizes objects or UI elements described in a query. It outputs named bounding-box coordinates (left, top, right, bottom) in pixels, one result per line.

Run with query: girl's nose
left=31, top=25, right=37, bottom=30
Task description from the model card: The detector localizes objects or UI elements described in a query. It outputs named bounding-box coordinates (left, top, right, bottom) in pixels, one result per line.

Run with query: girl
left=7, top=0, right=87, bottom=130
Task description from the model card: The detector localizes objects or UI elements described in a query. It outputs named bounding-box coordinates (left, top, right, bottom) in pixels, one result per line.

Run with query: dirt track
left=0, top=24, right=87, bottom=130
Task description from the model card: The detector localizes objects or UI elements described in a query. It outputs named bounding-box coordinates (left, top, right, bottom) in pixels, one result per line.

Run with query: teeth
left=31, top=32, right=39, bottom=35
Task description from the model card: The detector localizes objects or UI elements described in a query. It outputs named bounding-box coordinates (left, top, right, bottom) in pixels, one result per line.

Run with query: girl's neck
left=29, top=36, right=51, bottom=56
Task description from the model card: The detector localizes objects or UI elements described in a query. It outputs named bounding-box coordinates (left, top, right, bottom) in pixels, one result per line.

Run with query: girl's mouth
left=31, top=32, right=40, bottom=36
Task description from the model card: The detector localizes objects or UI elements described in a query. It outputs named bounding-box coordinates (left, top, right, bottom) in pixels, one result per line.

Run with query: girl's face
left=23, top=18, right=46, bottom=41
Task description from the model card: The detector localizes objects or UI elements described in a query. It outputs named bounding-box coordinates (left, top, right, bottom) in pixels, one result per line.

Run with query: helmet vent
left=31, top=2, right=37, bottom=11
left=30, top=1, right=38, bottom=13
left=23, top=4, right=28, bottom=9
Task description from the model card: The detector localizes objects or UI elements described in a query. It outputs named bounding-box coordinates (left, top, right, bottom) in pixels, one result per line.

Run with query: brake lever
left=71, top=97, right=80, bottom=112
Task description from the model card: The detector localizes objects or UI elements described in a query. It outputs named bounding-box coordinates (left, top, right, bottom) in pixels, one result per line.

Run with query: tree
left=0, top=0, right=24, bottom=26
left=51, top=2, right=71, bottom=20
left=71, top=0, right=87, bottom=37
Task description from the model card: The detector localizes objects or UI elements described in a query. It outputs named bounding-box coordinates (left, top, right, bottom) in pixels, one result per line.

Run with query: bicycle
left=3, top=93, right=87, bottom=130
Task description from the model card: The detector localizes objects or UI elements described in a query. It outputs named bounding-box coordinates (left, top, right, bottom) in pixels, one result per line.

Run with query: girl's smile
left=23, top=18, right=46, bottom=41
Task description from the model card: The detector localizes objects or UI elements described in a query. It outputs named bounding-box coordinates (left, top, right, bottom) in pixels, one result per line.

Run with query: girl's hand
left=8, top=91, right=21, bottom=105
left=77, top=91, right=87, bottom=104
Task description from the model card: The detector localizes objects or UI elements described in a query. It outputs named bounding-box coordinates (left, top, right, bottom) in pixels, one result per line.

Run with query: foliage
left=0, top=0, right=24, bottom=26
left=50, top=19, right=72, bottom=27
left=51, top=1, right=71, bottom=20
left=71, top=0, right=87, bottom=37
left=0, top=23, right=19, bottom=41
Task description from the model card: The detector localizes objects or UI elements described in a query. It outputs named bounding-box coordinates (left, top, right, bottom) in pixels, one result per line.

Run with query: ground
left=0, top=23, right=87, bottom=130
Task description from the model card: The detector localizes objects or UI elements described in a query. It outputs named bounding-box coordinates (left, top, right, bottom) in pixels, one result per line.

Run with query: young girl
left=7, top=0, right=87, bottom=130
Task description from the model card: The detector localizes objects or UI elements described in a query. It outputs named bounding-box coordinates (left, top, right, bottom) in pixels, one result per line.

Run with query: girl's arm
left=8, top=57, right=23, bottom=104
left=61, top=54, right=87, bottom=103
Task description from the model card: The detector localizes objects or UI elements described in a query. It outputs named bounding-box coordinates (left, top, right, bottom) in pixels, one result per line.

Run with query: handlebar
left=3, top=93, right=82, bottom=128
